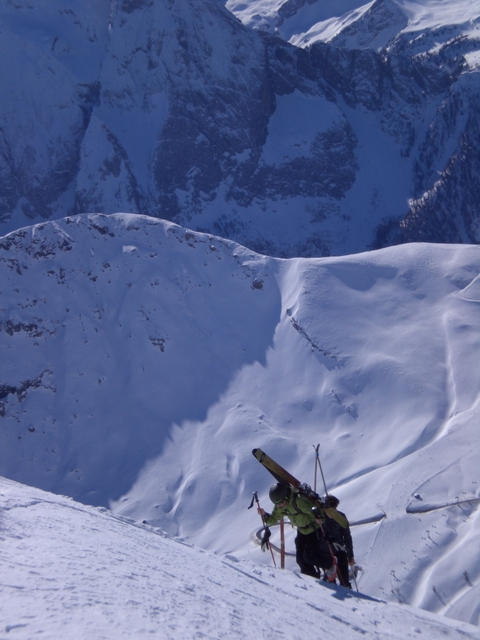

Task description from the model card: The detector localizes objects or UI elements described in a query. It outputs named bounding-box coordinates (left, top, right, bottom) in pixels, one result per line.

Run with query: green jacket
left=264, top=492, right=323, bottom=535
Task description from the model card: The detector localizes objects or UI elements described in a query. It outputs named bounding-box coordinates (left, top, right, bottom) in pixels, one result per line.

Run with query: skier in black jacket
left=322, top=495, right=355, bottom=588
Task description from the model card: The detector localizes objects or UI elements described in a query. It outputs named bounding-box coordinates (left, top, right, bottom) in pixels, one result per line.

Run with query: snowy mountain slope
left=1, top=0, right=480, bottom=256
left=1, top=476, right=479, bottom=640
left=0, top=213, right=280, bottom=505
left=1, top=213, right=480, bottom=624
left=226, top=0, right=480, bottom=49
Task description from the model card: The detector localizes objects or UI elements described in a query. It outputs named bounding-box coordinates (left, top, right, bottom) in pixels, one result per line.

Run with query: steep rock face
left=1, top=0, right=480, bottom=256
left=0, top=0, right=110, bottom=225
left=223, top=0, right=480, bottom=254
left=330, top=0, right=409, bottom=50
left=1, top=0, right=364, bottom=256
left=375, top=92, right=480, bottom=246
left=373, top=40, right=480, bottom=248
left=78, top=0, right=273, bottom=220
left=278, top=0, right=322, bottom=23
left=226, top=38, right=359, bottom=202
left=79, top=0, right=363, bottom=257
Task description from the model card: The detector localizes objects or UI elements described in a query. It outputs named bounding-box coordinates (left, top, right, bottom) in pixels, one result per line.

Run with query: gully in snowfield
left=258, top=483, right=338, bottom=581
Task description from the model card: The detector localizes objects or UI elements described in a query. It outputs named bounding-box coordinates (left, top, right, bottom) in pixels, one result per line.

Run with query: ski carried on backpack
left=252, top=448, right=348, bottom=528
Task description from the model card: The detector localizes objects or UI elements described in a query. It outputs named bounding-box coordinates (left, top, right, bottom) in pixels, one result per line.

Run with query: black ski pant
left=333, top=548, right=351, bottom=589
left=295, top=529, right=333, bottom=578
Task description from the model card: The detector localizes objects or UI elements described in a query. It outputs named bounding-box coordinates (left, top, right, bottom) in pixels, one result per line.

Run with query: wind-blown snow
left=1, top=476, right=479, bottom=639
left=1, top=213, right=480, bottom=629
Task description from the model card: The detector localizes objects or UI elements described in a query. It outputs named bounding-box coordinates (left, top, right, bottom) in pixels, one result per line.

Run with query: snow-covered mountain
left=3, top=477, right=479, bottom=639
left=1, top=0, right=480, bottom=256
left=1, top=213, right=480, bottom=626
left=226, top=0, right=480, bottom=50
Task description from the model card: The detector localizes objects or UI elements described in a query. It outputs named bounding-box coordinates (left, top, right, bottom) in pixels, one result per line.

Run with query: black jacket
left=322, top=510, right=354, bottom=559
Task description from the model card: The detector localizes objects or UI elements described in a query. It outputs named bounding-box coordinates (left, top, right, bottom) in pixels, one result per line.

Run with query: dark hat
left=269, top=483, right=291, bottom=504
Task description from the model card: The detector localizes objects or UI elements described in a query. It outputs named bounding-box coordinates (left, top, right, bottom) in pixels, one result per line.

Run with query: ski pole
left=318, top=522, right=346, bottom=588
left=349, top=564, right=360, bottom=592
left=313, top=444, right=328, bottom=496
left=279, top=516, right=285, bottom=569
left=248, top=491, right=276, bottom=567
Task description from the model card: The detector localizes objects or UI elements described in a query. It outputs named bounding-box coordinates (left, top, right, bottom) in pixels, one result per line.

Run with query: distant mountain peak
left=329, top=0, right=409, bottom=50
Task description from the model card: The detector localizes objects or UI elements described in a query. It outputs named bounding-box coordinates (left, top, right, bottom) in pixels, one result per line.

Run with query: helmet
left=269, top=483, right=291, bottom=504
left=326, top=495, right=339, bottom=508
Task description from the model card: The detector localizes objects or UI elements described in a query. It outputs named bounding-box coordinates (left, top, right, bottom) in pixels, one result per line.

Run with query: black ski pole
left=279, top=515, right=285, bottom=569
left=248, top=491, right=276, bottom=567
left=317, top=521, right=346, bottom=588
left=313, top=444, right=328, bottom=497
left=313, top=446, right=345, bottom=583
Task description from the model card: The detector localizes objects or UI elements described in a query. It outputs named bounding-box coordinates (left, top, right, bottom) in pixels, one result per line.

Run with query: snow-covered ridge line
left=1, top=213, right=480, bottom=624
left=2, top=475, right=479, bottom=639
left=226, top=0, right=480, bottom=49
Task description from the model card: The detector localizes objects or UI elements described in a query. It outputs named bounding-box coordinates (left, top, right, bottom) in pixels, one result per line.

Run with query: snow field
left=0, top=214, right=480, bottom=627
left=1, top=476, right=479, bottom=639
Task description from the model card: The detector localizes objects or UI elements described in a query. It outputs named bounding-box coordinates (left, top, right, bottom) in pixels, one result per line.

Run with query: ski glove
left=260, top=526, right=272, bottom=552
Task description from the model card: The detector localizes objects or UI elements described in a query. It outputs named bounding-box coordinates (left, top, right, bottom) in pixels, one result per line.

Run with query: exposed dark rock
left=1, top=0, right=480, bottom=256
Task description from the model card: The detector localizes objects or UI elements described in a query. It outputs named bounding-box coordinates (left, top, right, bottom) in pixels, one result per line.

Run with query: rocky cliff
left=1, top=0, right=480, bottom=255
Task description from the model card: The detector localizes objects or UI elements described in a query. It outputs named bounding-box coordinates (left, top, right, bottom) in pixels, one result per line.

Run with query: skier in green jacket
left=258, top=483, right=337, bottom=581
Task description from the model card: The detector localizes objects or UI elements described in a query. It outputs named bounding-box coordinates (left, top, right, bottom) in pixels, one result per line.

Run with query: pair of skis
left=251, top=447, right=361, bottom=590
left=252, top=448, right=348, bottom=528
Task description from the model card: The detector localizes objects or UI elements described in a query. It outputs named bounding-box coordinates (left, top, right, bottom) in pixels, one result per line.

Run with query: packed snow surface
left=1, top=213, right=480, bottom=632
left=1, top=476, right=479, bottom=639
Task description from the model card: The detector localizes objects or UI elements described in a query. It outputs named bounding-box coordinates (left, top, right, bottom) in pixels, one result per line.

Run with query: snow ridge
left=1, top=213, right=480, bottom=625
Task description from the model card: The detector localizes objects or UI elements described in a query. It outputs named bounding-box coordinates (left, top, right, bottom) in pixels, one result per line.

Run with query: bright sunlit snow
left=1, top=213, right=480, bottom=637
left=1, top=476, right=479, bottom=639
left=226, top=0, right=480, bottom=49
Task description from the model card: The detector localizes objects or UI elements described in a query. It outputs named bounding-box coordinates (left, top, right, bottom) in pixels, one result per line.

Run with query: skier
left=258, top=483, right=338, bottom=581
left=322, top=495, right=355, bottom=588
